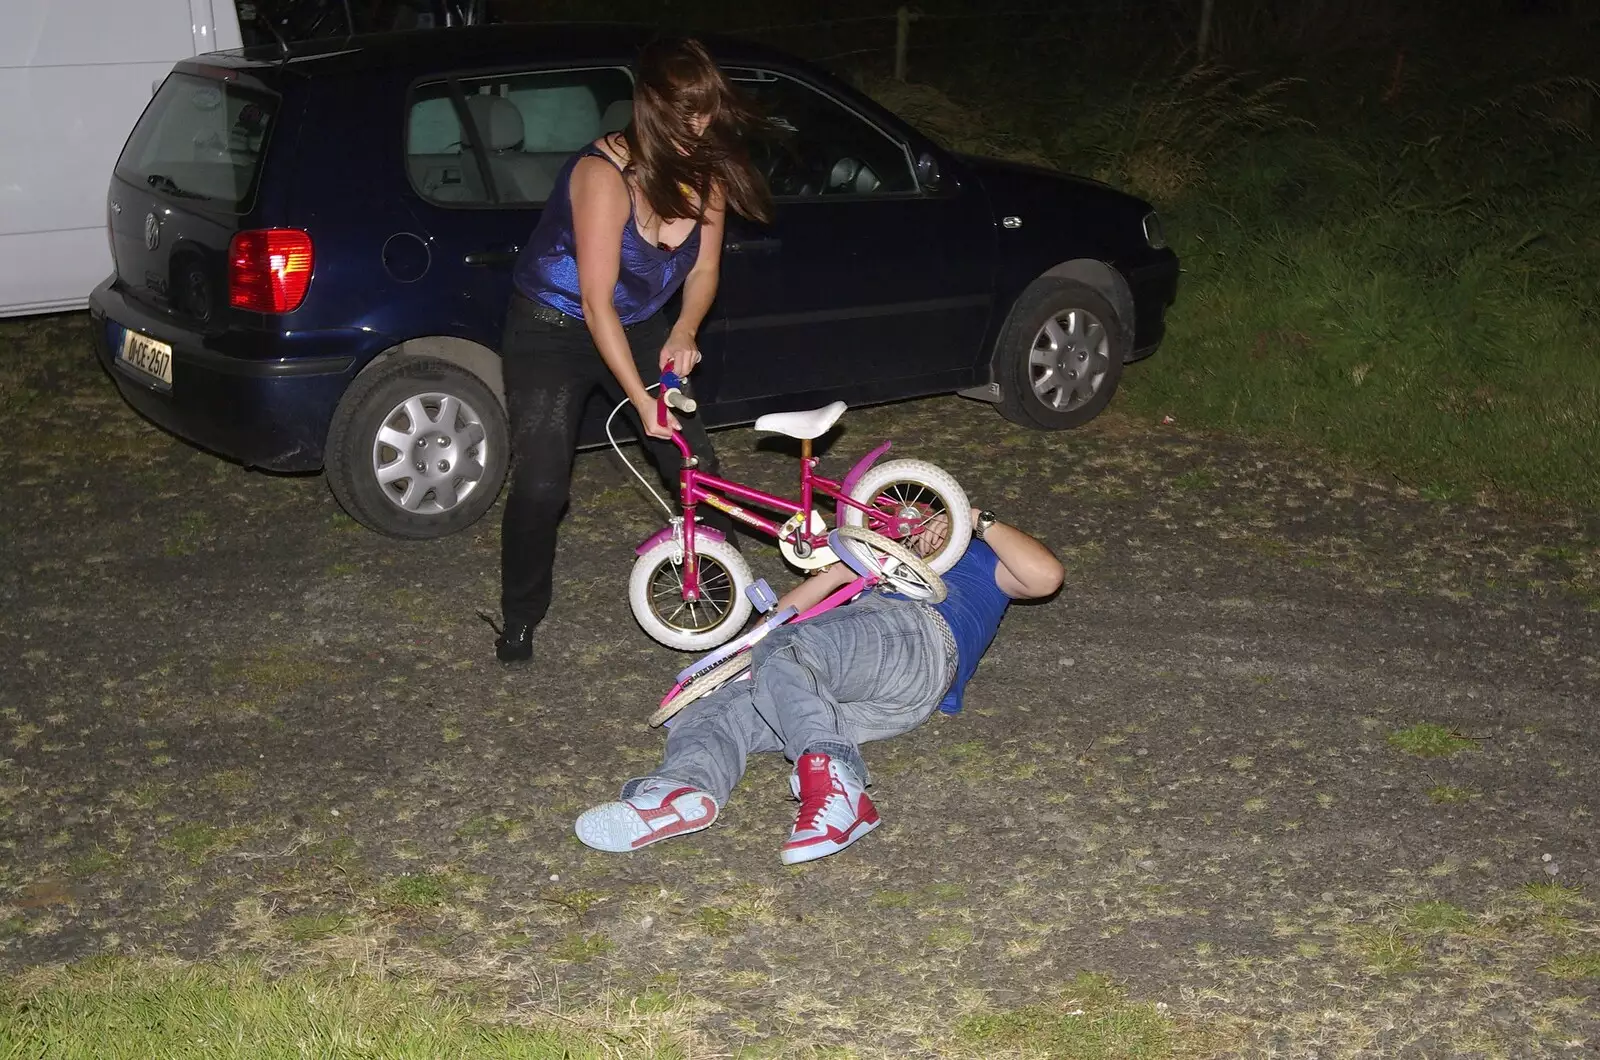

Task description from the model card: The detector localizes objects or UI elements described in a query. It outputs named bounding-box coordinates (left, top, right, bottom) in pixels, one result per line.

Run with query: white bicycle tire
left=651, top=652, right=753, bottom=727
left=842, top=458, right=971, bottom=575
left=834, top=525, right=947, bottom=604
left=628, top=535, right=754, bottom=651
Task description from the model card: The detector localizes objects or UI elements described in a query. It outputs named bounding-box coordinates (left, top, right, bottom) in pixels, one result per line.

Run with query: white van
left=0, top=0, right=243, bottom=318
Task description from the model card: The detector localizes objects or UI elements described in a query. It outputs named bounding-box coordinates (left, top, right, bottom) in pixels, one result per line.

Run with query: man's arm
left=978, top=509, right=1064, bottom=600
left=770, top=561, right=859, bottom=616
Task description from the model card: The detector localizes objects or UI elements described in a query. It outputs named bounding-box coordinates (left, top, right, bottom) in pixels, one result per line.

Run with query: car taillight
left=228, top=228, right=313, bottom=313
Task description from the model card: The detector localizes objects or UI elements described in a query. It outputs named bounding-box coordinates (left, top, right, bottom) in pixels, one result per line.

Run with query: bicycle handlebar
left=659, top=370, right=698, bottom=417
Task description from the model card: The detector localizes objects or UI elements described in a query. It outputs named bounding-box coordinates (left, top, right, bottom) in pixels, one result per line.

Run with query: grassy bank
left=869, top=29, right=1600, bottom=511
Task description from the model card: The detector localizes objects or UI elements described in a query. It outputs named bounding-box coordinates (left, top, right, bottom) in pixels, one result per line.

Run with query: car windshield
left=115, top=74, right=276, bottom=212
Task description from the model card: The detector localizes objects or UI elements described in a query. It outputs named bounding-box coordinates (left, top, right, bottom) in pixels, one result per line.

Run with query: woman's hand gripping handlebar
left=657, top=370, right=698, bottom=459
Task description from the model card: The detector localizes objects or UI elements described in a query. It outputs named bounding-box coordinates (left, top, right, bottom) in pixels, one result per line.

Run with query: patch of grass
left=1541, top=952, right=1600, bottom=980
left=1387, top=723, right=1479, bottom=758
left=280, top=913, right=349, bottom=942
left=210, top=648, right=338, bottom=712
left=1401, top=900, right=1476, bottom=934
left=1170, top=468, right=1218, bottom=491
left=1428, top=784, right=1477, bottom=803
left=381, top=872, right=455, bottom=910
left=455, top=814, right=518, bottom=841
left=538, top=886, right=606, bottom=920
left=956, top=971, right=1182, bottom=1058
left=923, top=883, right=969, bottom=902
left=67, top=846, right=120, bottom=878
left=693, top=907, right=737, bottom=936
left=926, top=926, right=975, bottom=949
left=871, top=889, right=915, bottom=909
left=548, top=932, right=614, bottom=963
left=0, top=957, right=686, bottom=1058
left=163, top=511, right=213, bottom=557
left=201, top=769, right=258, bottom=799
left=1522, top=881, right=1588, bottom=913
left=1344, top=925, right=1423, bottom=975
left=160, top=823, right=246, bottom=864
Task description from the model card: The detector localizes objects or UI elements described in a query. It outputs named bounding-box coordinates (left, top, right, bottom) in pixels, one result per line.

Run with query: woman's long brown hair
left=623, top=36, right=774, bottom=226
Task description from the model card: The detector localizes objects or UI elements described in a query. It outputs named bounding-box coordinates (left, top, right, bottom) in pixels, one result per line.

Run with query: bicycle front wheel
left=629, top=536, right=754, bottom=651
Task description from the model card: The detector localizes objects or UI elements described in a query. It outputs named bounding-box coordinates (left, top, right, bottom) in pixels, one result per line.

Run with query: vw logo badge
left=144, top=212, right=161, bottom=251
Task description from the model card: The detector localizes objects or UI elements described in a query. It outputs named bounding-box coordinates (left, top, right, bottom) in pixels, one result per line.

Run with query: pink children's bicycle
left=611, top=371, right=970, bottom=652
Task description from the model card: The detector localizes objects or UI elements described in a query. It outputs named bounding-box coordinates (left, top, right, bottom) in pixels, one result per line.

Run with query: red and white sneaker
left=781, top=753, right=880, bottom=865
left=574, top=780, right=718, bottom=852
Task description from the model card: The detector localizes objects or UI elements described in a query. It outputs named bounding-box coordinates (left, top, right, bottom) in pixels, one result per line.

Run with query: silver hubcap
left=1029, top=308, right=1111, bottom=412
left=370, top=392, right=489, bottom=514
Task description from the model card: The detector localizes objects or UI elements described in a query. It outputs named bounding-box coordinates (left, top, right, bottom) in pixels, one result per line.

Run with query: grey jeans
left=623, top=595, right=956, bottom=805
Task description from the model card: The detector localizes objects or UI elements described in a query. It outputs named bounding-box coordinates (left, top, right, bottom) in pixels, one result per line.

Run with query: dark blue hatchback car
left=90, top=23, right=1179, bottom=539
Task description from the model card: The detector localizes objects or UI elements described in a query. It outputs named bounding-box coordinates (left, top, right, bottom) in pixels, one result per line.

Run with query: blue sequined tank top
left=511, top=143, right=703, bottom=326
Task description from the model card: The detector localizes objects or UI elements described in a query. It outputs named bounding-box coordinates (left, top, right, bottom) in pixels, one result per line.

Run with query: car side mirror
left=915, top=151, right=942, bottom=191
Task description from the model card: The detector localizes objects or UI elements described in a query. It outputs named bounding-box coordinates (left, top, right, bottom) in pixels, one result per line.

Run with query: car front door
left=706, top=67, right=996, bottom=415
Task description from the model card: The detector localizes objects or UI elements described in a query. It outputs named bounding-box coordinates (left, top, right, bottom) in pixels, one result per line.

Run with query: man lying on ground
left=574, top=507, right=1064, bottom=863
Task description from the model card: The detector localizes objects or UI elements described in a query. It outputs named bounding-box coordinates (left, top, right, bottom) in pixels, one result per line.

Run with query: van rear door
left=0, top=0, right=242, bottom=318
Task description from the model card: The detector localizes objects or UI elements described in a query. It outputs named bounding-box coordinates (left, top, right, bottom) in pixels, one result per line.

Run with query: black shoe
left=493, top=620, right=533, bottom=664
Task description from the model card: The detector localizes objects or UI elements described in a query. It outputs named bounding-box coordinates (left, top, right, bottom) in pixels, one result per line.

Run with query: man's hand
left=909, top=509, right=957, bottom=558
left=659, top=328, right=703, bottom=377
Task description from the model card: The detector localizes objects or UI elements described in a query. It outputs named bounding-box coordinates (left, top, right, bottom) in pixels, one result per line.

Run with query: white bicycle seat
left=753, top=401, right=847, bottom=440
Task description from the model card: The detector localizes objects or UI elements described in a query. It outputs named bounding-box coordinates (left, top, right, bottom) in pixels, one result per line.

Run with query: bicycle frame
left=652, top=373, right=902, bottom=600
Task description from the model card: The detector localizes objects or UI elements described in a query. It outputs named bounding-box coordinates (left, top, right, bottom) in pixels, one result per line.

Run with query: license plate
left=117, top=328, right=173, bottom=388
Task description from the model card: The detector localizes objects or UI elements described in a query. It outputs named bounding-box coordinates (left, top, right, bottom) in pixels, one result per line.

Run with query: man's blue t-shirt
left=890, top=539, right=1011, bottom=715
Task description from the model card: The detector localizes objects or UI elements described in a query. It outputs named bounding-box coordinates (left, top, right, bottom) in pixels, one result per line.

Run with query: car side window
left=406, top=82, right=490, bottom=205
left=728, top=70, right=916, bottom=199
left=406, top=67, right=634, bottom=208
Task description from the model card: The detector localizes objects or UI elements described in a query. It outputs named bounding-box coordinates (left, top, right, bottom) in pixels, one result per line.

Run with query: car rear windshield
left=115, top=73, right=277, bottom=212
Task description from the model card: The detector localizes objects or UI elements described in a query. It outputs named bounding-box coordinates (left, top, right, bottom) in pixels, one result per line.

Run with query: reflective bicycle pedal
left=746, top=578, right=779, bottom=613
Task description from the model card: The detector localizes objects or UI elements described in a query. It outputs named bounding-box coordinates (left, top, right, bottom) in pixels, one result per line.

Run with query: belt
left=924, top=605, right=959, bottom=692
left=526, top=301, right=579, bottom=327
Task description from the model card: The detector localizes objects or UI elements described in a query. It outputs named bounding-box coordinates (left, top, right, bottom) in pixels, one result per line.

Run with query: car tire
left=325, top=356, right=508, bottom=539
left=995, top=279, right=1128, bottom=431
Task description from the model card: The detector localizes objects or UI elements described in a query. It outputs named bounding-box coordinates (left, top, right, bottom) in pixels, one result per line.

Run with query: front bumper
left=88, top=277, right=360, bottom=472
left=1126, top=251, right=1180, bottom=362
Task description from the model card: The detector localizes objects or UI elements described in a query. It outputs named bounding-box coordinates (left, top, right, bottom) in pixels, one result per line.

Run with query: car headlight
left=1142, top=211, right=1167, bottom=250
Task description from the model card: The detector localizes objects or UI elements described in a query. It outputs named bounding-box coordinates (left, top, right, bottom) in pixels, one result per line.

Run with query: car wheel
left=325, top=356, right=508, bottom=539
left=995, top=279, right=1127, bottom=430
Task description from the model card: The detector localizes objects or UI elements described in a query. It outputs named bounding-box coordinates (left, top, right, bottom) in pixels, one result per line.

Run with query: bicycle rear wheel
left=841, top=458, right=971, bottom=575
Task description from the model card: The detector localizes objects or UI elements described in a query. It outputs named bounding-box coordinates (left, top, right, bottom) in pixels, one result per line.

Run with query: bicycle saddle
left=753, top=401, right=847, bottom=440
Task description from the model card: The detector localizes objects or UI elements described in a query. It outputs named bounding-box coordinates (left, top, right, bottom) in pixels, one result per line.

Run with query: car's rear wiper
left=146, top=173, right=209, bottom=200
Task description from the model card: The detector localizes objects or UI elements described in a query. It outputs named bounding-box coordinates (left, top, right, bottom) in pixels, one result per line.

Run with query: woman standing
left=494, top=37, right=774, bottom=663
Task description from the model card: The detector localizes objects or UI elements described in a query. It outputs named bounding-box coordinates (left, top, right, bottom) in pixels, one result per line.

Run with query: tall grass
left=1101, top=62, right=1600, bottom=506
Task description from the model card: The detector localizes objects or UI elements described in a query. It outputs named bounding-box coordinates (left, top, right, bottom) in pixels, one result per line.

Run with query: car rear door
left=399, top=64, right=638, bottom=352
left=707, top=67, right=996, bottom=415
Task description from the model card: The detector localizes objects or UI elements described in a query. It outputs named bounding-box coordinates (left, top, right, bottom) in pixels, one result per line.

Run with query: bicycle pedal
left=746, top=579, right=779, bottom=613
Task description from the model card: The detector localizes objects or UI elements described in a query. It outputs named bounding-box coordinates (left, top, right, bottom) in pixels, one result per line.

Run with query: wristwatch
left=974, top=510, right=997, bottom=540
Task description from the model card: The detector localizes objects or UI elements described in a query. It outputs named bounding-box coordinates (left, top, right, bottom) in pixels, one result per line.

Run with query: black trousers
left=499, top=292, right=733, bottom=628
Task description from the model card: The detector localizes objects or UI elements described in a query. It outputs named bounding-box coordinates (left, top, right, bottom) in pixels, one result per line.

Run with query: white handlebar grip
left=664, top=388, right=698, bottom=414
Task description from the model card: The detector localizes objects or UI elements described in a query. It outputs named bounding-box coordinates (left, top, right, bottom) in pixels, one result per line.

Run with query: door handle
left=723, top=237, right=782, bottom=254
left=464, top=249, right=519, bottom=267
